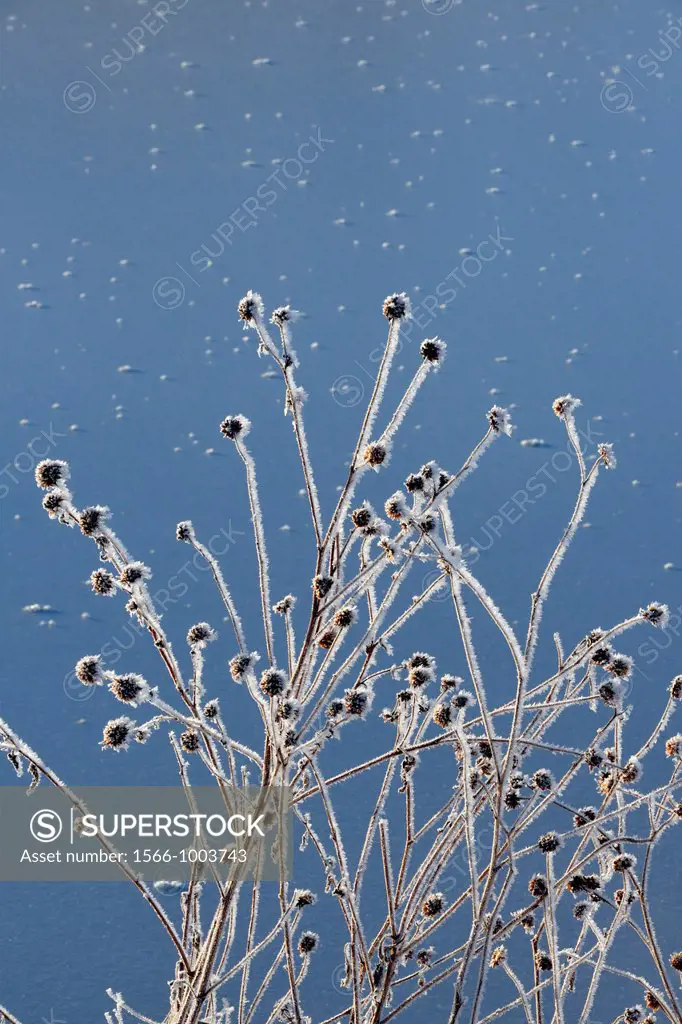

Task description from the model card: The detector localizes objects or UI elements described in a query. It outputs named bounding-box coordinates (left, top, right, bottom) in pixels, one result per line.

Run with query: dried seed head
left=504, top=791, right=520, bottom=810
left=671, top=952, right=682, bottom=971
left=271, top=305, right=296, bottom=327
left=487, top=405, right=513, bottom=436
left=640, top=602, right=669, bottom=628
left=538, top=832, right=562, bottom=854
left=408, top=652, right=435, bottom=670
left=405, top=473, right=425, bottom=493
left=606, top=654, right=633, bottom=679
left=298, top=931, right=318, bottom=955
left=42, top=489, right=68, bottom=518
left=363, top=441, right=389, bottom=470
left=273, top=595, right=296, bottom=615
left=566, top=874, right=601, bottom=895
left=176, top=521, right=193, bottom=542
left=645, top=992, right=661, bottom=1011
left=109, top=673, right=151, bottom=705
left=613, top=854, right=636, bottom=872
left=385, top=492, right=407, bottom=520
left=408, top=667, right=432, bottom=688
left=220, top=415, right=251, bottom=441
left=203, top=700, right=219, bottom=720
left=312, top=575, right=334, bottom=600
left=75, top=655, right=103, bottom=686
left=621, top=758, right=642, bottom=784
left=591, top=645, right=611, bottom=667
left=318, top=628, right=338, bottom=650
left=573, top=902, right=591, bottom=920
left=415, top=948, right=433, bottom=967
left=623, top=1007, right=643, bottom=1023
left=333, top=606, right=357, bottom=629
left=187, top=622, right=216, bottom=647
left=535, top=952, right=553, bottom=972
left=79, top=506, right=110, bottom=537
left=520, top=912, right=535, bottom=931
left=134, top=727, right=151, bottom=745
left=102, top=716, right=136, bottom=751
left=615, top=887, right=636, bottom=906
left=90, top=568, right=117, bottom=597
left=180, top=730, right=200, bottom=753
left=528, top=875, right=548, bottom=899
left=585, top=748, right=604, bottom=770
left=230, top=652, right=255, bottom=681
left=294, top=889, right=316, bottom=909
left=670, top=675, right=682, bottom=700
left=326, top=699, right=344, bottom=719
left=382, top=292, right=411, bottom=320
left=490, top=946, right=506, bottom=968
left=440, top=674, right=462, bottom=692
left=596, top=441, right=618, bottom=469
left=666, top=734, right=682, bottom=759
left=35, top=459, right=69, bottom=490
left=453, top=690, right=474, bottom=710
left=343, top=688, right=370, bottom=717
left=532, top=769, right=554, bottom=792
left=260, top=668, right=287, bottom=698
left=552, top=394, right=581, bottom=419
left=420, top=336, right=447, bottom=364
left=422, top=892, right=445, bottom=918
left=119, top=562, right=151, bottom=587
left=574, top=806, right=597, bottom=828
left=237, top=290, right=264, bottom=324
left=351, top=505, right=373, bottom=529
left=433, top=702, right=452, bottom=728
left=418, top=514, right=437, bottom=534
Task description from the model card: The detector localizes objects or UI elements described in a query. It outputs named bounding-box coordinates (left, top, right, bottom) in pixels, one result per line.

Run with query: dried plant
left=3, top=291, right=682, bottom=1024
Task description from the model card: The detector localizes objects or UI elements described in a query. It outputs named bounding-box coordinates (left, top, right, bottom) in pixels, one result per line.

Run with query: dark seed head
left=119, top=562, right=150, bottom=586
left=405, top=473, right=424, bottom=493
left=382, top=293, right=410, bottom=320
left=110, top=673, right=149, bottom=704
left=260, top=668, right=286, bottom=698
left=645, top=992, right=661, bottom=1010
left=671, top=952, right=682, bottom=971
left=102, top=717, right=134, bottom=751
left=42, top=490, right=67, bottom=516
left=433, top=703, right=452, bottom=728
left=532, top=769, right=553, bottom=792
left=574, top=806, right=597, bottom=828
left=344, top=688, right=369, bottom=717
left=363, top=442, right=388, bottom=468
left=80, top=506, right=109, bottom=537
left=613, top=854, right=636, bottom=872
left=333, top=606, right=356, bottom=629
left=35, top=459, right=69, bottom=489
left=298, top=931, right=318, bottom=955
left=75, top=655, right=102, bottom=686
left=238, top=291, right=263, bottom=324
left=187, top=622, right=216, bottom=647
left=566, top=874, right=601, bottom=895
left=420, top=337, right=446, bottom=363
left=312, top=575, right=333, bottom=600
left=538, top=832, right=562, bottom=854
left=180, top=730, right=200, bottom=753
left=326, top=699, right=344, bottom=719
left=203, top=700, right=219, bottom=720
left=220, top=415, right=250, bottom=441
left=528, top=875, right=548, bottom=899
left=294, top=889, right=316, bottom=908
left=535, top=952, right=553, bottom=972
left=176, top=521, right=193, bottom=542
left=422, top=893, right=445, bottom=918
left=230, top=653, right=254, bottom=681
left=591, top=645, right=611, bottom=667
left=91, top=568, right=116, bottom=596
left=351, top=506, right=373, bottom=529
left=318, top=628, right=338, bottom=650
left=671, top=675, right=682, bottom=700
